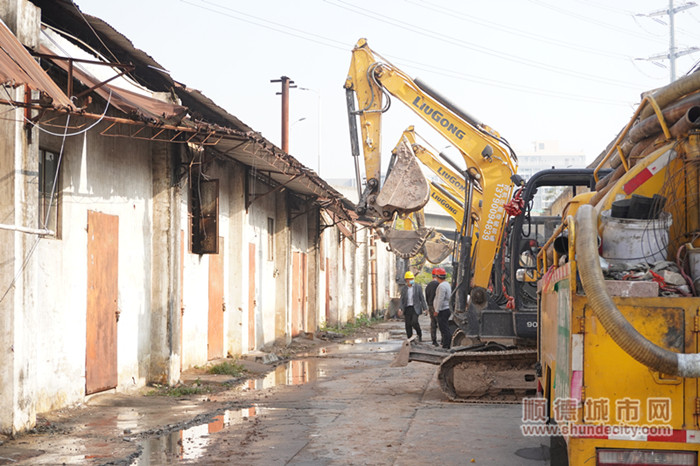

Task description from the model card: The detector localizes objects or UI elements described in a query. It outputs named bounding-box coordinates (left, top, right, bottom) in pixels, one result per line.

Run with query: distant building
left=517, top=141, right=586, bottom=214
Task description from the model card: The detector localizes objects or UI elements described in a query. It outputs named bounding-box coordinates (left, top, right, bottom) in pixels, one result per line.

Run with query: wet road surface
left=0, top=318, right=549, bottom=465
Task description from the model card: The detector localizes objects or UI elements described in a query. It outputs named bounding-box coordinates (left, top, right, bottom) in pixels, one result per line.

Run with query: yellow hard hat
left=404, top=271, right=414, bottom=279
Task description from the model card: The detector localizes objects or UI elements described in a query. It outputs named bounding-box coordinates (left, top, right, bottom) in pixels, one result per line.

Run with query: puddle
left=132, top=406, right=266, bottom=465
left=241, top=359, right=327, bottom=391
left=342, top=331, right=392, bottom=344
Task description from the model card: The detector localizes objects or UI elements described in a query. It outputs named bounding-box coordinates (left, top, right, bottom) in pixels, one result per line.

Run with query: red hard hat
left=432, top=268, right=440, bottom=276
left=436, top=268, right=447, bottom=276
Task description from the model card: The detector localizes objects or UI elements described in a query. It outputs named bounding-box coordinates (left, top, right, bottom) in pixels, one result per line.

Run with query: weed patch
left=206, top=361, right=247, bottom=377
left=321, top=313, right=382, bottom=335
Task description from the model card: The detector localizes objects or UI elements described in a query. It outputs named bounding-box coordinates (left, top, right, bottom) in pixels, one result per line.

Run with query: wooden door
left=86, top=210, right=119, bottom=395
left=208, top=237, right=224, bottom=360
left=248, top=243, right=256, bottom=351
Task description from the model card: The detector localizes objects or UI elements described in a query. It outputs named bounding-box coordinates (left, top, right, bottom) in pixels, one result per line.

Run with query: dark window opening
left=39, top=148, right=61, bottom=237
left=267, top=217, right=274, bottom=261
left=189, top=177, right=219, bottom=254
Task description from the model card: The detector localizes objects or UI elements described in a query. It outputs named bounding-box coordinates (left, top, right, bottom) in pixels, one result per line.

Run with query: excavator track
left=437, top=349, right=537, bottom=403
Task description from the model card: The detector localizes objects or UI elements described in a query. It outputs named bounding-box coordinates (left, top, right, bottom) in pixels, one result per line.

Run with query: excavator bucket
left=385, top=227, right=433, bottom=259
left=374, top=138, right=430, bottom=217
left=423, top=232, right=453, bottom=264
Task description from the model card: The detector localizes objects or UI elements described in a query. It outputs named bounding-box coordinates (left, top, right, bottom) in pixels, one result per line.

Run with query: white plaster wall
left=181, top=249, right=210, bottom=368
left=374, top=237, right=397, bottom=311
left=225, top=166, right=245, bottom=357
left=246, top=179, right=279, bottom=349
left=289, top=210, right=309, bottom=332
left=33, top=122, right=153, bottom=411
left=179, top=160, right=235, bottom=368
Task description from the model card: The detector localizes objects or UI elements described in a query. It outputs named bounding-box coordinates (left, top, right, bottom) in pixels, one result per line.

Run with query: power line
left=179, top=0, right=348, bottom=51
left=409, top=0, right=632, bottom=61
left=177, top=0, right=642, bottom=105
left=526, top=0, right=667, bottom=43
left=325, top=0, right=646, bottom=90
left=636, top=1, right=699, bottom=81
left=389, top=54, right=635, bottom=106
left=569, top=0, right=636, bottom=16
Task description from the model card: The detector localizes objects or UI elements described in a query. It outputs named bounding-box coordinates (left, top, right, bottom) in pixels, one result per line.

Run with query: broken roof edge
left=29, top=0, right=357, bottom=222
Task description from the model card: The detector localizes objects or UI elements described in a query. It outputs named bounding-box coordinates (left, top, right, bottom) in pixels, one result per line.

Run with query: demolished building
left=0, top=0, right=398, bottom=434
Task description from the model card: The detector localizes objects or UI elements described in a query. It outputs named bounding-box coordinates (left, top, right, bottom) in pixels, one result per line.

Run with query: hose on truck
left=575, top=204, right=700, bottom=378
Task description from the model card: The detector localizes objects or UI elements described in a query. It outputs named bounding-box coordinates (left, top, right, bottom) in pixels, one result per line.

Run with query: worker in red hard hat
left=432, top=268, right=452, bottom=348
left=424, top=268, right=441, bottom=346
left=399, top=270, right=427, bottom=341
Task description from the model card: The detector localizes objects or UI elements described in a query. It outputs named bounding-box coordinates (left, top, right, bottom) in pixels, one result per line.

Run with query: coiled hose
left=575, top=204, right=700, bottom=377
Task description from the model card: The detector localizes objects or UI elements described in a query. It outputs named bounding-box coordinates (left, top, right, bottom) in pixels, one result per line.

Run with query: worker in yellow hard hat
left=399, top=270, right=427, bottom=341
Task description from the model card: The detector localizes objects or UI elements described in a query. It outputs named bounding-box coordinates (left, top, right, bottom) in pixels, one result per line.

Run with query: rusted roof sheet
left=40, top=45, right=187, bottom=124
left=26, top=0, right=356, bottom=221
left=0, top=19, right=73, bottom=110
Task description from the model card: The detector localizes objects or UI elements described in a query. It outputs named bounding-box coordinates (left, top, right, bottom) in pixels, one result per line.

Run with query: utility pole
left=270, top=76, right=296, bottom=152
left=637, top=1, right=698, bottom=82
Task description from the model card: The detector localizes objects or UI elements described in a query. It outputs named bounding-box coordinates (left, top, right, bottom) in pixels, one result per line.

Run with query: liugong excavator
left=344, top=38, right=520, bottom=311
left=345, top=38, right=606, bottom=401
left=345, top=38, right=537, bottom=400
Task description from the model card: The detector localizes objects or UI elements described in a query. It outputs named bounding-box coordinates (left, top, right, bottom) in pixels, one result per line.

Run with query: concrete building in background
left=517, top=141, right=587, bottom=214
left=0, top=0, right=394, bottom=435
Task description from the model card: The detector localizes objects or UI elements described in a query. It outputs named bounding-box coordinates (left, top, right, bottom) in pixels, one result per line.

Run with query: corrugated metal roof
left=40, top=44, right=187, bottom=124
left=25, top=0, right=356, bottom=221
left=0, top=18, right=73, bottom=110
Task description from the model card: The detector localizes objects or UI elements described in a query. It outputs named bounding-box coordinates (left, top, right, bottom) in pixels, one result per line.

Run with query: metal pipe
left=345, top=88, right=363, bottom=202
left=0, top=223, right=54, bottom=236
left=414, top=77, right=482, bottom=129
left=576, top=204, right=700, bottom=377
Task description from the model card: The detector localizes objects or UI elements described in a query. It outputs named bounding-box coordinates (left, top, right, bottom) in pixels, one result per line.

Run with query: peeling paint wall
left=35, top=119, right=156, bottom=405
left=0, top=0, right=398, bottom=435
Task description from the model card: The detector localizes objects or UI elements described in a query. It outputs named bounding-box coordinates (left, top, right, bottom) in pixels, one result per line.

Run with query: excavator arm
left=346, top=39, right=519, bottom=304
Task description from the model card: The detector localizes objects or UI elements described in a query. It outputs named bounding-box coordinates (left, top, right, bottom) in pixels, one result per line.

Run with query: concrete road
left=0, top=318, right=550, bottom=465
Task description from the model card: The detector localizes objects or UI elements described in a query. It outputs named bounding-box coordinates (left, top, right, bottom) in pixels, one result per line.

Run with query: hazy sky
left=74, top=0, right=700, bottom=179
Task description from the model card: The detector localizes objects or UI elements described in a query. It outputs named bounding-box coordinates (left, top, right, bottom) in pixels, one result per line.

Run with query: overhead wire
left=409, top=0, right=632, bottom=61
left=172, top=0, right=651, bottom=105
left=179, top=0, right=348, bottom=51
left=0, top=95, right=72, bottom=305
left=325, top=0, right=646, bottom=90
left=388, top=54, right=634, bottom=106
left=526, top=0, right=667, bottom=43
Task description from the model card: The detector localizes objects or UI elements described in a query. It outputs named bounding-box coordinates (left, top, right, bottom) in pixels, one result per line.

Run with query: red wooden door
left=86, top=210, right=119, bottom=395
left=248, top=243, right=256, bottom=351
left=208, top=237, right=224, bottom=360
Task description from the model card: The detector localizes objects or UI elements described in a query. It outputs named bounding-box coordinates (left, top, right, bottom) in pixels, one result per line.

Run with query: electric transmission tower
left=636, top=1, right=699, bottom=82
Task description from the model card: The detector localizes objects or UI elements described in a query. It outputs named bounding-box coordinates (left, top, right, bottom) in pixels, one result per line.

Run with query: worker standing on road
left=424, top=269, right=440, bottom=346
left=400, top=271, right=426, bottom=341
left=433, top=268, right=452, bottom=349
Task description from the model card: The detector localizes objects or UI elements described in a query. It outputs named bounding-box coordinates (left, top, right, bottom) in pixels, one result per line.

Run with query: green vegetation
left=146, top=381, right=212, bottom=397
left=206, top=360, right=247, bottom=377
left=321, top=313, right=382, bottom=335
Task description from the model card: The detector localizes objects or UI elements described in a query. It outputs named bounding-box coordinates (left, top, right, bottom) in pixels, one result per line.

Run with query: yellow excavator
left=345, top=38, right=543, bottom=401
left=345, top=38, right=520, bottom=311
left=345, top=39, right=608, bottom=402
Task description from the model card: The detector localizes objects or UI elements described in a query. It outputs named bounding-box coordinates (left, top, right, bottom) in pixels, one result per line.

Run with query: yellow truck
left=536, top=74, right=700, bottom=464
